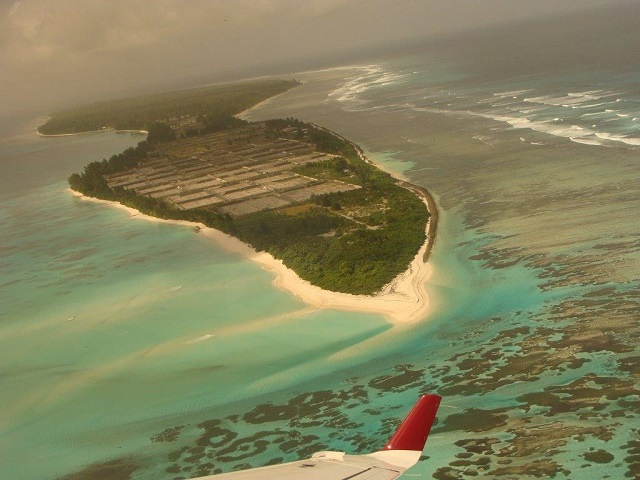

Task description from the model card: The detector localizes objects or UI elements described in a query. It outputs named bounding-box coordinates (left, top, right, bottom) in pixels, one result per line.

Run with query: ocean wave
left=491, top=101, right=518, bottom=108
left=492, top=89, right=534, bottom=98
left=514, top=107, right=545, bottom=115
left=469, top=110, right=635, bottom=147
left=486, top=113, right=592, bottom=138
left=569, top=137, right=603, bottom=146
left=326, top=65, right=408, bottom=105
left=595, top=132, right=640, bottom=146
left=570, top=102, right=609, bottom=109
left=567, top=90, right=599, bottom=97
left=324, top=65, right=380, bottom=103
left=581, top=111, right=613, bottom=118
left=472, top=134, right=494, bottom=145
left=411, top=104, right=639, bottom=148
left=523, top=91, right=619, bottom=109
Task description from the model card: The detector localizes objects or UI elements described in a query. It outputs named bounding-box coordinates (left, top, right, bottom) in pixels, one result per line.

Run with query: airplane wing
left=192, top=394, right=442, bottom=480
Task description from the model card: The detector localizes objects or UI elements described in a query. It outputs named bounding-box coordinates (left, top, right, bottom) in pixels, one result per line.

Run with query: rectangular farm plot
left=184, top=178, right=224, bottom=190
left=169, top=190, right=217, bottom=204
left=177, top=196, right=227, bottom=210
left=224, top=186, right=267, bottom=201
left=149, top=187, right=184, bottom=198
left=263, top=176, right=314, bottom=191
left=283, top=181, right=360, bottom=202
left=220, top=170, right=265, bottom=183
left=137, top=184, right=177, bottom=195
left=219, top=195, right=290, bottom=216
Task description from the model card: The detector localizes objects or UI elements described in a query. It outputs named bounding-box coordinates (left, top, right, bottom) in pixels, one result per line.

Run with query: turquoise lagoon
left=2, top=44, right=639, bottom=480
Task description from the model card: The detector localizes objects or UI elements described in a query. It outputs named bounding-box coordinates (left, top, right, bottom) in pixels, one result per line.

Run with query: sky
left=0, top=0, right=634, bottom=118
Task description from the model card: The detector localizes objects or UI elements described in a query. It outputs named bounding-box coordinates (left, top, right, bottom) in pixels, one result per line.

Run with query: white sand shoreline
left=69, top=189, right=432, bottom=325
left=38, top=128, right=148, bottom=138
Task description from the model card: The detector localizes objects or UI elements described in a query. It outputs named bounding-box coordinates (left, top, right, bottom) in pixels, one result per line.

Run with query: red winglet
left=382, top=394, right=442, bottom=452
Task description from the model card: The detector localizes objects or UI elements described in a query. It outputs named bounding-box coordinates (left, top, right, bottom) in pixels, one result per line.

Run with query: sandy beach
left=38, top=128, right=148, bottom=138
left=69, top=187, right=434, bottom=325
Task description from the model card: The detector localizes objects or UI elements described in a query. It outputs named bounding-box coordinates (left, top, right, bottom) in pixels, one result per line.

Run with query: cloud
left=3, top=0, right=358, bottom=60
left=0, top=0, right=632, bottom=116
left=6, top=1, right=178, bottom=59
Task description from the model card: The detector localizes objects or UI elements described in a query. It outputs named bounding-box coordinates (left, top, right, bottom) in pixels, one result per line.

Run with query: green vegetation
left=146, top=123, right=176, bottom=144
left=39, top=79, right=298, bottom=135
left=65, top=86, right=429, bottom=295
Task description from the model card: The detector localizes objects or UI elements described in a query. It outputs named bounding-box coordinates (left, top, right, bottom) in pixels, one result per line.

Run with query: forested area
left=39, top=80, right=298, bottom=135
left=69, top=112, right=429, bottom=294
left=259, top=120, right=429, bottom=293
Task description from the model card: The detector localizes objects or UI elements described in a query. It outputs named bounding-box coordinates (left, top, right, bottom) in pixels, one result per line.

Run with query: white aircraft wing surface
left=191, top=394, right=441, bottom=480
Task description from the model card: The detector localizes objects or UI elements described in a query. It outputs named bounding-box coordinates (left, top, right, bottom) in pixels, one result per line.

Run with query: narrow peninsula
left=50, top=79, right=437, bottom=321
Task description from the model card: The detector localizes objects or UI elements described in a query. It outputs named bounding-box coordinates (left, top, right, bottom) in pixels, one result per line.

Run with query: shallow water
left=2, top=48, right=639, bottom=480
left=241, top=58, right=640, bottom=478
left=0, top=127, right=391, bottom=479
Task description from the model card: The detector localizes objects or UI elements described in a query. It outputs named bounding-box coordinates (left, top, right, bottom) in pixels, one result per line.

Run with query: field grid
left=103, top=122, right=360, bottom=216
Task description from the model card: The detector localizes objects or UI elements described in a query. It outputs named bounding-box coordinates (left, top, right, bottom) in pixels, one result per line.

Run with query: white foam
left=581, top=111, right=609, bottom=118
left=467, top=111, right=610, bottom=147
left=472, top=134, right=494, bottom=145
left=595, top=132, right=640, bottom=146
left=524, top=94, right=593, bottom=107
left=567, top=90, right=604, bottom=98
left=411, top=104, right=639, bottom=148
left=569, top=137, right=603, bottom=146
left=326, top=66, right=408, bottom=105
left=570, top=102, right=608, bottom=109
left=524, top=90, right=619, bottom=109
left=493, top=89, right=534, bottom=97
left=187, top=334, right=216, bottom=344
left=491, top=101, right=517, bottom=108
left=516, top=107, right=543, bottom=114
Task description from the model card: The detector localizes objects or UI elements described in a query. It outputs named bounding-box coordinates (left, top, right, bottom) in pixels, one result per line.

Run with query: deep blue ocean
left=1, top=14, right=639, bottom=480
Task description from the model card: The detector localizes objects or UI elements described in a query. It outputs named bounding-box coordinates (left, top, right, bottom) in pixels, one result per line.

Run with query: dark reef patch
left=583, top=449, right=614, bottom=464
left=55, top=458, right=141, bottom=480
left=434, top=408, right=510, bottom=434
left=151, top=425, right=185, bottom=443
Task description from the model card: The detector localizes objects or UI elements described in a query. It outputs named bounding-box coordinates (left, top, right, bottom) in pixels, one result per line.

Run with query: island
left=48, top=79, right=437, bottom=322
